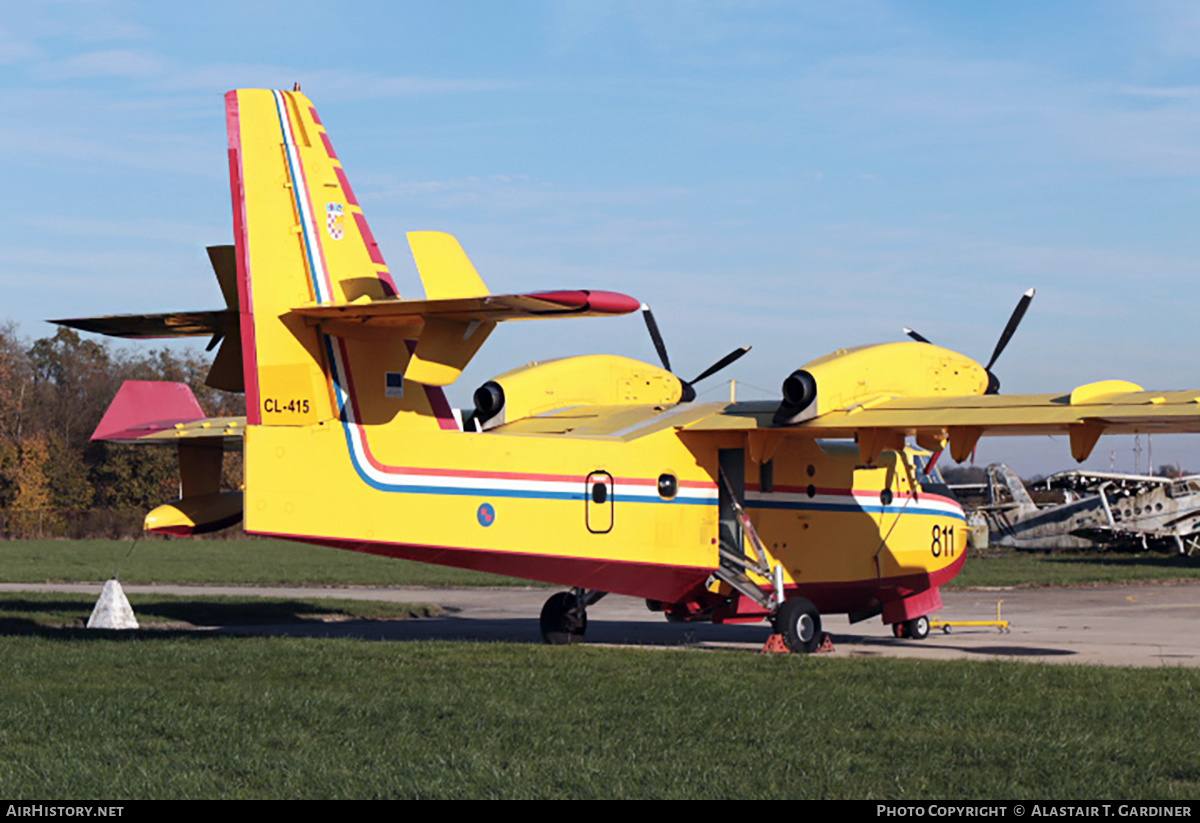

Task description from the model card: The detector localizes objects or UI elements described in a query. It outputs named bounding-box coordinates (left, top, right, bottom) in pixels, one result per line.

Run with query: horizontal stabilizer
left=51, top=244, right=244, bottom=392
left=91, top=381, right=243, bottom=445
left=53, top=310, right=234, bottom=339
left=291, top=289, right=640, bottom=328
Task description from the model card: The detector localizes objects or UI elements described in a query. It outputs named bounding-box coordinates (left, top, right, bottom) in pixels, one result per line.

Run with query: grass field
left=0, top=541, right=1198, bottom=799
left=0, top=637, right=1197, bottom=800
left=950, top=548, right=1200, bottom=589
left=0, top=538, right=539, bottom=587
left=3, top=538, right=1199, bottom=590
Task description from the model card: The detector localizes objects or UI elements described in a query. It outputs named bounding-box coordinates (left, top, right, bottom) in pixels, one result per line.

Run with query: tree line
left=0, top=324, right=244, bottom=539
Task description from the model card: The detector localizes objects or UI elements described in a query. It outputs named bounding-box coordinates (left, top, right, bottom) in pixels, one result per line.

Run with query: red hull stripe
left=268, top=532, right=715, bottom=604
left=255, top=531, right=966, bottom=613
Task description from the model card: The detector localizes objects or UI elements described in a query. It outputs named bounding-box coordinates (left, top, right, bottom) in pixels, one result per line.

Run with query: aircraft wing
left=680, top=386, right=1200, bottom=463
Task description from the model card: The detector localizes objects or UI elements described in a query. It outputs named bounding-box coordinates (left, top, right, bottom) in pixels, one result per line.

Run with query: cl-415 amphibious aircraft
left=56, top=89, right=1200, bottom=652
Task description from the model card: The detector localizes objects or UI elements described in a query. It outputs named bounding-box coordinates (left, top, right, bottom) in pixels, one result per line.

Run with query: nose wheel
left=892, top=615, right=931, bottom=640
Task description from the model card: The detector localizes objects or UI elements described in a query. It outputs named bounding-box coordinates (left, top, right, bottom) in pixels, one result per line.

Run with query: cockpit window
left=913, top=454, right=947, bottom=487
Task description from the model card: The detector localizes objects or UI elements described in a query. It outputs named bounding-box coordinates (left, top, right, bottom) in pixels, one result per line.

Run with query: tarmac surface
left=2, top=580, right=1198, bottom=667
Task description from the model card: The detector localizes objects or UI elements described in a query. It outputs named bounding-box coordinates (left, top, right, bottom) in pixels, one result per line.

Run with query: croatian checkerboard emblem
left=326, top=202, right=345, bottom=240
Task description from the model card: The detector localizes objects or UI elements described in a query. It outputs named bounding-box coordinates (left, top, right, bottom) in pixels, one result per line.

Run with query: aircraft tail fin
left=226, top=88, right=415, bottom=426
left=226, top=89, right=640, bottom=425
left=985, top=463, right=1035, bottom=507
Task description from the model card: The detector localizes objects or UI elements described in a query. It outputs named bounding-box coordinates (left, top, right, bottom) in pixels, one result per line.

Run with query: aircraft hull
left=245, top=419, right=967, bottom=624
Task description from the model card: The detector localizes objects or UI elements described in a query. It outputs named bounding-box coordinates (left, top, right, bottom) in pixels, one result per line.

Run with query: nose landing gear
left=771, top=596, right=823, bottom=654
left=892, top=614, right=931, bottom=640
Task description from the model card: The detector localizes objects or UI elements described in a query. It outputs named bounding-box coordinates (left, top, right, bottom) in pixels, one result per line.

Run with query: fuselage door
left=718, top=449, right=745, bottom=567
left=586, top=471, right=614, bottom=534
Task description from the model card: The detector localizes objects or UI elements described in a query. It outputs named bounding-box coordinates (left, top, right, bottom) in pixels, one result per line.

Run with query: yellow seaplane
left=56, top=89, right=1200, bottom=652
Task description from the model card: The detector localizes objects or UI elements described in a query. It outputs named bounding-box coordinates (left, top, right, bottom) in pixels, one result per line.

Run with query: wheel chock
left=761, top=633, right=790, bottom=653
left=760, top=632, right=836, bottom=654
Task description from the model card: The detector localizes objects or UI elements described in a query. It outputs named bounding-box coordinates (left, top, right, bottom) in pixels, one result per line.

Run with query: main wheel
left=904, top=615, right=931, bottom=640
left=772, top=597, right=822, bottom=654
left=540, top=591, right=586, bottom=645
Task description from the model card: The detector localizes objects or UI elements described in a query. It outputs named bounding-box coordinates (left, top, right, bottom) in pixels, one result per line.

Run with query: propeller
left=641, top=304, right=750, bottom=402
left=905, top=288, right=1035, bottom=395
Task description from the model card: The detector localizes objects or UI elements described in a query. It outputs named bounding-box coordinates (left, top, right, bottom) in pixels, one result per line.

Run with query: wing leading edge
left=682, top=383, right=1200, bottom=464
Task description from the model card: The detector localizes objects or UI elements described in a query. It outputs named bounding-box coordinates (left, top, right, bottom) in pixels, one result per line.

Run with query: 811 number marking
left=931, top=524, right=956, bottom=557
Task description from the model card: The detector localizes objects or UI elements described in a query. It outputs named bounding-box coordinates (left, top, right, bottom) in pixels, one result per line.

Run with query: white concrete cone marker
left=87, top=579, right=139, bottom=630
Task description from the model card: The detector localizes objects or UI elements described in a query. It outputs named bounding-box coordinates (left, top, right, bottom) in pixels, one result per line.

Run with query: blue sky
left=3, top=0, right=1200, bottom=475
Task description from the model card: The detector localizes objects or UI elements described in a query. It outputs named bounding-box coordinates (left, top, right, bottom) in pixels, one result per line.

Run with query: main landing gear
left=771, top=596, right=823, bottom=654
left=892, top=615, right=931, bottom=640
left=539, top=588, right=607, bottom=645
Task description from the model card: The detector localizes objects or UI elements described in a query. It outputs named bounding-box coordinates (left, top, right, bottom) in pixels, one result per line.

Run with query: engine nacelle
left=474, top=354, right=683, bottom=430
left=774, top=342, right=988, bottom=425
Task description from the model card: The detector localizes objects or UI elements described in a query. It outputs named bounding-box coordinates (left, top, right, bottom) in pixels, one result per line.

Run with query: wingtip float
left=62, top=89, right=1200, bottom=652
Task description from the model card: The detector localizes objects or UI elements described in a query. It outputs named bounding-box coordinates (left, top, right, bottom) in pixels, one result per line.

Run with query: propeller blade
left=641, top=304, right=672, bottom=373
left=984, top=288, right=1035, bottom=372
left=689, top=346, right=751, bottom=385
left=903, top=327, right=932, bottom=344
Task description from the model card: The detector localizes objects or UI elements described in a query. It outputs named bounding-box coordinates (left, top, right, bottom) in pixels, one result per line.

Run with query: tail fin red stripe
left=319, top=131, right=338, bottom=160
left=354, top=212, right=387, bottom=265
left=334, top=167, right=359, bottom=206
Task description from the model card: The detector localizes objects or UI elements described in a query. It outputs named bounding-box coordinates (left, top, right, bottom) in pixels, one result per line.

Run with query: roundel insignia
left=325, top=202, right=345, bottom=240
left=477, top=502, right=496, bottom=527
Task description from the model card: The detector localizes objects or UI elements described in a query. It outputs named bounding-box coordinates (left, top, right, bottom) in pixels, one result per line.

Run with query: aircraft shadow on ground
left=216, top=615, right=777, bottom=649
left=0, top=596, right=403, bottom=641
left=833, top=632, right=1077, bottom=658
left=0, top=595, right=772, bottom=649
left=0, top=598, right=1077, bottom=657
